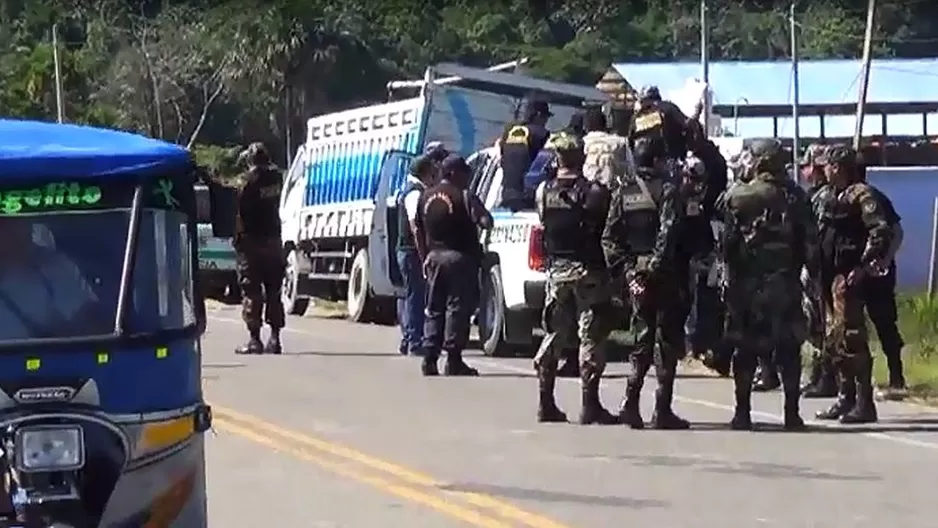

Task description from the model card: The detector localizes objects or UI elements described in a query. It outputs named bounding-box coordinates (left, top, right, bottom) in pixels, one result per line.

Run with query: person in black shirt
left=414, top=155, right=485, bottom=376
left=859, top=164, right=907, bottom=399
left=234, top=142, right=286, bottom=355
left=500, top=98, right=552, bottom=211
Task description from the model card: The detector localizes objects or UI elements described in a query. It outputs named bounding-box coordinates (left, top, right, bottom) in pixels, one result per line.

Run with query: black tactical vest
left=540, top=177, right=604, bottom=268
left=614, top=168, right=666, bottom=258
left=630, top=104, right=667, bottom=165
left=396, top=179, right=421, bottom=251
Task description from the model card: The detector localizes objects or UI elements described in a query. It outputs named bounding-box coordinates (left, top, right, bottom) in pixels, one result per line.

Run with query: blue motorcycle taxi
left=0, top=119, right=233, bottom=527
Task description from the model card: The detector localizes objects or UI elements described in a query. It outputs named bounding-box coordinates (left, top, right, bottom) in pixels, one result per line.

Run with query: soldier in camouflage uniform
left=582, top=106, right=634, bottom=190
left=718, top=139, right=819, bottom=430
left=234, top=142, right=286, bottom=355
left=533, top=131, right=617, bottom=425
left=815, top=145, right=893, bottom=424
left=603, top=138, right=690, bottom=430
left=799, top=143, right=840, bottom=398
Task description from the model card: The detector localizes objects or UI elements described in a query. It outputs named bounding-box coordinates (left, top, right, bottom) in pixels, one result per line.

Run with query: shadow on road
left=607, top=453, right=879, bottom=482
left=437, top=482, right=669, bottom=509
left=687, top=419, right=938, bottom=434
left=285, top=351, right=402, bottom=357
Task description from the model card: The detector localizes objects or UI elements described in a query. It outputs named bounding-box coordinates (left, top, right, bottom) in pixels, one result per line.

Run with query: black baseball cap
left=441, top=154, right=470, bottom=175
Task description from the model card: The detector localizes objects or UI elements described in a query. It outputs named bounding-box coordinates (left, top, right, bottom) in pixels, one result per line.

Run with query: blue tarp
left=0, top=119, right=190, bottom=181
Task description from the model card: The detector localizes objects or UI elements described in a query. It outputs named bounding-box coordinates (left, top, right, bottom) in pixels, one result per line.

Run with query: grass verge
left=872, top=293, right=938, bottom=402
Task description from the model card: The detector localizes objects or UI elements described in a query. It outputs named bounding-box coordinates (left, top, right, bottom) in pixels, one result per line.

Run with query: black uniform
left=862, top=186, right=905, bottom=389
left=499, top=120, right=550, bottom=210
left=629, top=99, right=689, bottom=166
left=235, top=161, right=285, bottom=355
left=415, top=179, right=483, bottom=376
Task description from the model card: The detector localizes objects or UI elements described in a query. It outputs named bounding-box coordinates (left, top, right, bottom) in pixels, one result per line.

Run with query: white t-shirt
left=402, top=175, right=424, bottom=223
left=0, top=251, right=97, bottom=339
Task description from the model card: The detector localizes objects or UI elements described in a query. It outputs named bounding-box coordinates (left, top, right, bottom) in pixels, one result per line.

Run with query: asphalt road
left=203, top=304, right=938, bottom=528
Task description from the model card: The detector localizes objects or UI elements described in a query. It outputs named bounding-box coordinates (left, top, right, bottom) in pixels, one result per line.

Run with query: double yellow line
left=212, top=405, right=571, bottom=528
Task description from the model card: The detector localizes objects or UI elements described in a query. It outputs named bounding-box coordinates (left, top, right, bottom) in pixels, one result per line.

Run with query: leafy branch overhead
left=2, top=0, right=937, bottom=162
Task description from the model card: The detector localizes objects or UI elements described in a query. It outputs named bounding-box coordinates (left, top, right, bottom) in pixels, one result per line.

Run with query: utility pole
left=700, top=0, right=710, bottom=134
left=854, top=0, right=877, bottom=150
left=52, top=23, right=65, bottom=123
left=790, top=3, right=800, bottom=174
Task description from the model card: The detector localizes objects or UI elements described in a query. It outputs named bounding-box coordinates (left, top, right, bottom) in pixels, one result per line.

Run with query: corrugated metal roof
left=611, top=59, right=938, bottom=138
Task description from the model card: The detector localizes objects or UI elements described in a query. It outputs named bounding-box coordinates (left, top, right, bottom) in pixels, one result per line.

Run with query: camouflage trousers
left=533, top=269, right=613, bottom=384
left=724, top=272, right=806, bottom=376
left=825, top=274, right=871, bottom=367
left=236, top=236, right=286, bottom=331
left=629, top=271, right=688, bottom=380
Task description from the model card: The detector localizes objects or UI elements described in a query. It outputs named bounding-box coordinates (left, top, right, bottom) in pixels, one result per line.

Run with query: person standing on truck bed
left=414, top=155, right=485, bottom=377
left=234, top=142, right=286, bottom=355
left=533, top=131, right=617, bottom=425
left=500, top=97, right=552, bottom=212
left=396, top=153, right=441, bottom=357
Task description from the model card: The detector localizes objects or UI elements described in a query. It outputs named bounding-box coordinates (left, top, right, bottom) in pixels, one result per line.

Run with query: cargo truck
left=279, top=62, right=608, bottom=327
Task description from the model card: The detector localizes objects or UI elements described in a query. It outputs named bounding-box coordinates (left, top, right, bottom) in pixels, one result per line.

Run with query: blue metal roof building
left=610, top=59, right=938, bottom=138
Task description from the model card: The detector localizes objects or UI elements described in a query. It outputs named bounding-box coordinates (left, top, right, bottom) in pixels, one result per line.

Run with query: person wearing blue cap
left=395, top=154, right=439, bottom=357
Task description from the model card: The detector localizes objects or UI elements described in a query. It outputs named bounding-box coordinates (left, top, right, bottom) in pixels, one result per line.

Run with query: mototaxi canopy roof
left=0, top=118, right=191, bottom=182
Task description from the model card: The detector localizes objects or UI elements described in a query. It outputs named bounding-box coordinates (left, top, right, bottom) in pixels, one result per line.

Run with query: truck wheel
left=478, top=264, right=515, bottom=357
left=347, top=248, right=377, bottom=323
left=283, top=251, right=309, bottom=316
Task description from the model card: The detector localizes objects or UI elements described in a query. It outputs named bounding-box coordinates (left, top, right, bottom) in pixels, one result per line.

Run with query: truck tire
left=478, top=264, right=517, bottom=357
left=283, top=250, right=310, bottom=316
left=347, top=248, right=377, bottom=323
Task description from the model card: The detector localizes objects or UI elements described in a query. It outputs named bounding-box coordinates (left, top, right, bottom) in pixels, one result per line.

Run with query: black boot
left=730, top=354, right=755, bottom=431
left=235, top=329, right=263, bottom=355
left=878, top=348, right=908, bottom=401
left=536, top=361, right=567, bottom=423
left=816, top=366, right=856, bottom=420
left=421, top=350, right=440, bottom=376
left=752, top=356, right=781, bottom=392
left=618, top=357, right=649, bottom=429
left=803, top=355, right=838, bottom=398
left=841, top=357, right=878, bottom=424
left=264, top=329, right=282, bottom=355
left=778, top=351, right=805, bottom=431
left=703, top=345, right=732, bottom=377
left=578, top=369, right=617, bottom=425
left=444, top=350, right=479, bottom=376
left=651, top=354, right=690, bottom=430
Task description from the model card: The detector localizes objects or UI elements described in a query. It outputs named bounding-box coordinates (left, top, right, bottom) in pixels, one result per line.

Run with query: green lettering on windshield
left=0, top=182, right=102, bottom=214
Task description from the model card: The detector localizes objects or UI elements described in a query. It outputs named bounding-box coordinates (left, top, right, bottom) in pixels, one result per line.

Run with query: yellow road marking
left=212, top=405, right=571, bottom=528
left=214, top=417, right=512, bottom=528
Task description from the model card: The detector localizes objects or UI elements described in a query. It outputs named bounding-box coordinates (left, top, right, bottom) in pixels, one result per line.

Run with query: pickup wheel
left=283, top=251, right=309, bottom=316
left=478, top=264, right=516, bottom=357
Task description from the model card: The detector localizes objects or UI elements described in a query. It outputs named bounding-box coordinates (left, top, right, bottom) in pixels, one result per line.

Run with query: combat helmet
left=748, top=138, right=786, bottom=179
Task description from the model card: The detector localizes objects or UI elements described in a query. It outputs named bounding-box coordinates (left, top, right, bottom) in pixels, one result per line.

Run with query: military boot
left=730, top=356, right=755, bottom=431
left=421, top=351, right=440, bottom=376
left=235, top=329, right=263, bottom=355
left=841, top=357, right=878, bottom=424
left=816, top=368, right=856, bottom=420
left=536, top=362, right=567, bottom=423
left=802, top=355, right=838, bottom=398
left=264, top=329, right=282, bottom=355
left=878, top=351, right=908, bottom=401
left=578, top=370, right=617, bottom=425
left=618, top=357, right=650, bottom=429
left=444, top=350, right=479, bottom=377
left=779, top=356, right=806, bottom=431
left=650, top=359, right=690, bottom=430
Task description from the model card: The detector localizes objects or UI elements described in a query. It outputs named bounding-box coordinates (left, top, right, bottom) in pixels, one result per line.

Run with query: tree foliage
left=2, top=0, right=937, bottom=164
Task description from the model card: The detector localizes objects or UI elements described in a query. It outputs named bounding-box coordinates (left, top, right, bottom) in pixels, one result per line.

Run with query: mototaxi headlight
left=14, top=426, right=85, bottom=473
